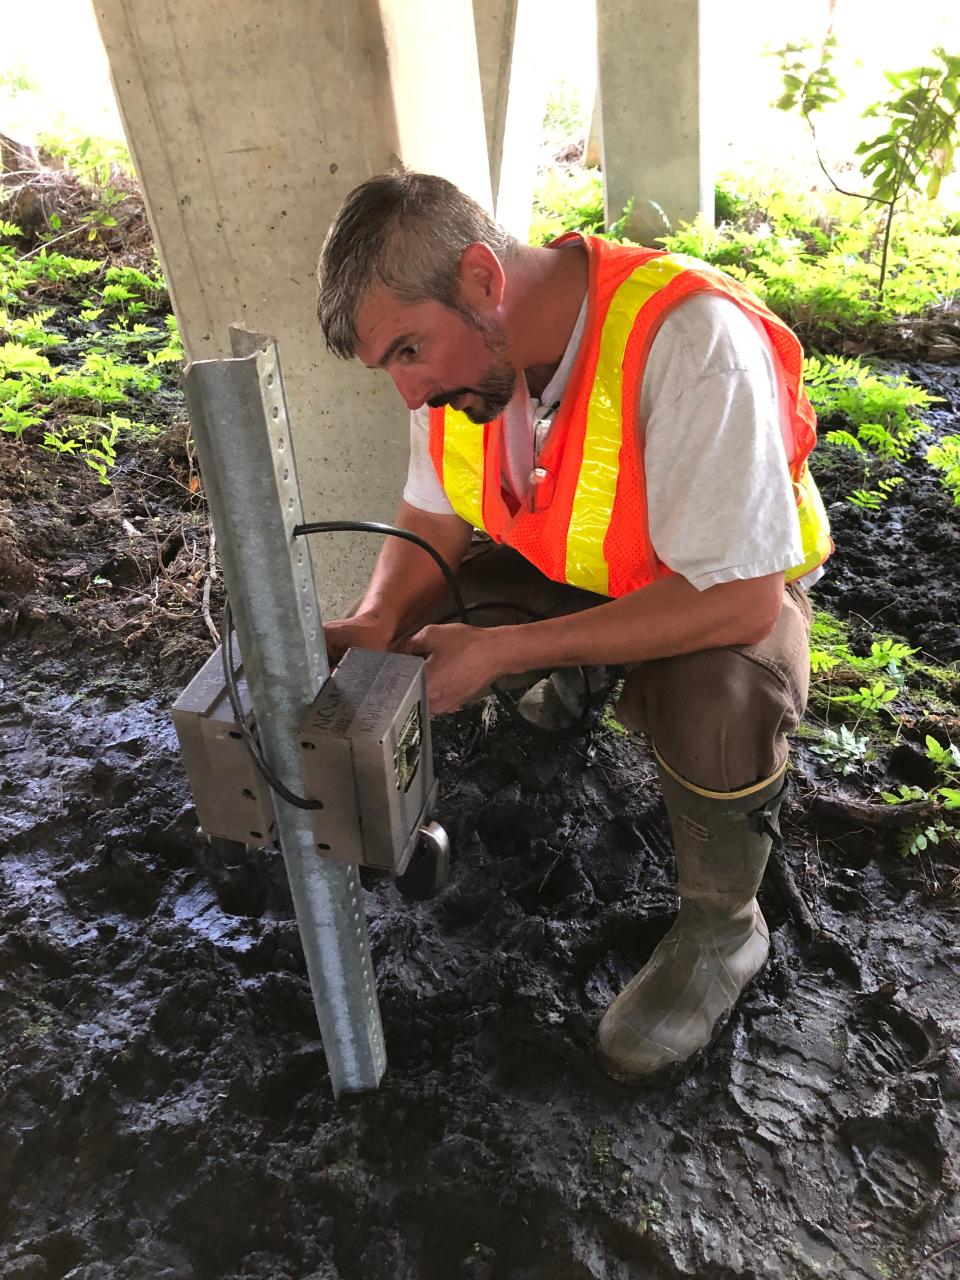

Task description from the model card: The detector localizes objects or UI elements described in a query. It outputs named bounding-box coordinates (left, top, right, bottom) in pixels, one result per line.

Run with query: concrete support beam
left=491, top=0, right=556, bottom=238
left=379, top=0, right=492, bottom=211
left=473, top=0, right=561, bottom=238
left=585, top=82, right=602, bottom=169
left=93, top=0, right=489, bottom=615
left=472, top=0, right=518, bottom=209
left=596, top=0, right=711, bottom=244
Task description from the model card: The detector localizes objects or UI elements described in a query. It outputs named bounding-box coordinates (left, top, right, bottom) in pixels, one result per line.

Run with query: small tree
left=774, top=38, right=960, bottom=296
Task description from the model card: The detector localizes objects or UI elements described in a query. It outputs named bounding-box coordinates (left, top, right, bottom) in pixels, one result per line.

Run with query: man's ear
left=457, top=242, right=506, bottom=314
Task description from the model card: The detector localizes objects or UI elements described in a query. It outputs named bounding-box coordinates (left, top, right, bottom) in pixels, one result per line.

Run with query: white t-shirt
left=402, top=291, right=820, bottom=592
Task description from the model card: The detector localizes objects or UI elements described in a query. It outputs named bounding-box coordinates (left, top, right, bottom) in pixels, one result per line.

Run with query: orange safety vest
left=428, top=234, right=833, bottom=597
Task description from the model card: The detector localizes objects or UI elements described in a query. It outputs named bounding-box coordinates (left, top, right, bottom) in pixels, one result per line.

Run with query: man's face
left=355, top=285, right=516, bottom=424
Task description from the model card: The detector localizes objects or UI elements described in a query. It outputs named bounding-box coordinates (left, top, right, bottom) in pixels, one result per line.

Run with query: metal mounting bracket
left=181, top=326, right=385, bottom=1097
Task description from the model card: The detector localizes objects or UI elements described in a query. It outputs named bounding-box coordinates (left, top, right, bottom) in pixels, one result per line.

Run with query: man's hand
left=321, top=503, right=473, bottom=668
left=323, top=610, right=395, bottom=665
left=399, top=623, right=501, bottom=714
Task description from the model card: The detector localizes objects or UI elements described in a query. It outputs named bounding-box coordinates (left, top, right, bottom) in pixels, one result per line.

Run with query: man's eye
left=399, top=345, right=418, bottom=361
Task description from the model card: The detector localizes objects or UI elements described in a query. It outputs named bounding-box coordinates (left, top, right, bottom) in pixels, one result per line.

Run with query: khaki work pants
left=450, top=540, right=813, bottom=792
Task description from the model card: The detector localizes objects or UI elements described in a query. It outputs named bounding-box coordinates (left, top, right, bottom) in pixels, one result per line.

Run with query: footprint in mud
left=728, top=971, right=948, bottom=1145
left=729, top=968, right=852, bottom=1143
left=845, top=999, right=945, bottom=1078
left=847, top=1117, right=948, bottom=1221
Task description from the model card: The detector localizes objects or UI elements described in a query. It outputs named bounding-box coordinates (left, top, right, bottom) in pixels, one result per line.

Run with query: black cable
left=433, top=600, right=545, bottom=624
left=293, top=520, right=469, bottom=620
left=220, top=598, right=324, bottom=810
left=219, top=520, right=600, bottom=812
left=292, top=520, right=595, bottom=736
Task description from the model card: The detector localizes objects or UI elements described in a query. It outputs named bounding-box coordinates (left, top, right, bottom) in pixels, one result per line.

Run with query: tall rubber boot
left=596, top=755, right=788, bottom=1082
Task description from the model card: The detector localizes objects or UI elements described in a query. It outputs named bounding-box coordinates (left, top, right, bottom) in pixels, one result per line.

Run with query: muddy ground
left=0, top=345, right=959, bottom=1280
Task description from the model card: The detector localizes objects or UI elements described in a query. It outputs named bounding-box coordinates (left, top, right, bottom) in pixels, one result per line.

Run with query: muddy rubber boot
left=596, top=758, right=788, bottom=1082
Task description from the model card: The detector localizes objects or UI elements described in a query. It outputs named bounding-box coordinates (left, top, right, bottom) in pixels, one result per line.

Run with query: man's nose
left=391, top=367, right=429, bottom=412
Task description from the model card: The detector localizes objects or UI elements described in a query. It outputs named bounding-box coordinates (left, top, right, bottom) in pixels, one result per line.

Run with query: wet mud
left=0, top=367, right=959, bottom=1279
left=812, top=363, right=960, bottom=664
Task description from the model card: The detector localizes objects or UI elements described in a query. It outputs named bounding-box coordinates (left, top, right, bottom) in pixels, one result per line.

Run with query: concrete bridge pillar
left=473, top=0, right=518, bottom=209
left=93, top=0, right=489, bottom=615
left=596, top=0, right=712, bottom=243
left=472, top=0, right=560, bottom=238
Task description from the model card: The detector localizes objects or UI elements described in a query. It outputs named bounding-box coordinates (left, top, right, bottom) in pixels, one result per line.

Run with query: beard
left=426, top=314, right=517, bottom=424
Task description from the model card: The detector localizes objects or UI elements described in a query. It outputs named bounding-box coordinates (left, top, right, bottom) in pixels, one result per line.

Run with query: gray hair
left=317, top=170, right=516, bottom=358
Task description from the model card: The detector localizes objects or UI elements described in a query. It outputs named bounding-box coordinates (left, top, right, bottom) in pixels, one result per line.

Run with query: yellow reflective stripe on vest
left=440, top=412, right=485, bottom=529
left=565, top=254, right=688, bottom=593
left=786, top=463, right=833, bottom=582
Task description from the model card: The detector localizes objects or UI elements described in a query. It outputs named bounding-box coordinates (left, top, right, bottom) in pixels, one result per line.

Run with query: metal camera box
left=298, top=647, right=435, bottom=874
left=173, top=645, right=434, bottom=873
left=171, top=642, right=278, bottom=847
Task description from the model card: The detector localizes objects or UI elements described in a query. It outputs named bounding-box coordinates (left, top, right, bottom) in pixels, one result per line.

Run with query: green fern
left=824, top=428, right=864, bottom=453
left=804, top=354, right=936, bottom=436
left=0, top=343, right=52, bottom=377
left=857, top=422, right=909, bottom=460
left=847, top=476, right=904, bottom=510
left=927, top=435, right=960, bottom=504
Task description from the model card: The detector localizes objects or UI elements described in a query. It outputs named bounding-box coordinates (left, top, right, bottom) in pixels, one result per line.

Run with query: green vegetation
left=532, top=41, right=960, bottom=340
left=880, top=732, right=960, bottom=856
left=810, top=628, right=917, bottom=727
left=809, top=614, right=921, bottom=721
left=927, top=435, right=960, bottom=504
left=0, top=213, right=182, bottom=484
left=663, top=187, right=960, bottom=338
left=810, top=724, right=876, bottom=776
left=38, top=131, right=135, bottom=187
left=540, top=82, right=589, bottom=156
left=845, top=475, right=904, bottom=512
left=802, top=352, right=940, bottom=509
left=774, top=39, right=960, bottom=294
left=598, top=701, right=629, bottom=737
left=531, top=167, right=605, bottom=245
left=0, top=67, right=39, bottom=96
left=532, top=160, right=960, bottom=353
left=804, top=354, right=936, bottom=443
left=806, top=610, right=960, bottom=861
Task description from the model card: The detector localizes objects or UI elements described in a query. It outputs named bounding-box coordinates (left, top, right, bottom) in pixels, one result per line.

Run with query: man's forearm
left=354, top=501, right=473, bottom=641
left=491, top=572, right=785, bottom=674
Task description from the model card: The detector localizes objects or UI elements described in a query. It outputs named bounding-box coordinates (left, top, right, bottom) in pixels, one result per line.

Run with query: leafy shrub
left=38, top=132, right=135, bottom=187
left=530, top=168, right=605, bottom=244
left=0, top=215, right=178, bottom=483
left=811, top=724, right=875, bottom=774
left=804, top=354, right=945, bottom=509
left=804, top=354, right=937, bottom=436
left=927, top=435, right=960, bottom=504
left=809, top=614, right=920, bottom=726
left=773, top=40, right=960, bottom=294
left=658, top=178, right=960, bottom=337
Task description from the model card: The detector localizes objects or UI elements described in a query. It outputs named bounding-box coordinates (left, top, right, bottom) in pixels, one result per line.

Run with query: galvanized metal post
left=182, top=327, right=386, bottom=1097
